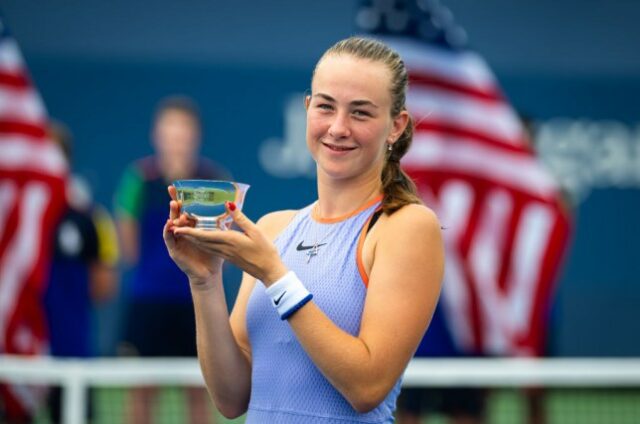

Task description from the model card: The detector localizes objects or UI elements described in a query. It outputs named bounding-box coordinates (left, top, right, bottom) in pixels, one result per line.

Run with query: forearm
left=286, top=303, right=397, bottom=413
left=190, top=276, right=251, bottom=418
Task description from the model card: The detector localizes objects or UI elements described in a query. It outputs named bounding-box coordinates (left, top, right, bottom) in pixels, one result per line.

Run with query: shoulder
left=371, top=203, right=443, bottom=259
left=117, top=156, right=154, bottom=187
left=381, top=203, right=441, bottom=236
left=133, top=156, right=159, bottom=178
left=115, top=158, right=156, bottom=213
left=256, top=209, right=299, bottom=241
left=366, top=203, right=444, bottom=290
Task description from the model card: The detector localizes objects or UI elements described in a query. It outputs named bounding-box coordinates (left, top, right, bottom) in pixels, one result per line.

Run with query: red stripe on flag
left=524, top=207, right=572, bottom=355
left=0, top=190, right=19, bottom=267
left=0, top=119, right=47, bottom=140
left=456, top=182, right=487, bottom=354
left=404, top=166, right=560, bottom=206
left=0, top=70, right=30, bottom=90
left=414, top=120, right=533, bottom=155
left=497, top=198, right=522, bottom=292
left=410, top=71, right=503, bottom=103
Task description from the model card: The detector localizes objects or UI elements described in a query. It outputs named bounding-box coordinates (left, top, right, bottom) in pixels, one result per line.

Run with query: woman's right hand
left=163, top=186, right=224, bottom=288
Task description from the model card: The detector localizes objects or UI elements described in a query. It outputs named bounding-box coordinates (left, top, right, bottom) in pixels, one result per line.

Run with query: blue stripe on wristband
left=265, top=271, right=313, bottom=320
left=280, top=293, right=313, bottom=320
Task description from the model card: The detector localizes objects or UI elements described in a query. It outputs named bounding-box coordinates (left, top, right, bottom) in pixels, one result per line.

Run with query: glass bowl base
left=194, top=217, right=226, bottom=231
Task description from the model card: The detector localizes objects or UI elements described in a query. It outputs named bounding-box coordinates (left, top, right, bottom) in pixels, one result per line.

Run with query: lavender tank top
left=245, top=198, right=401, bottom=423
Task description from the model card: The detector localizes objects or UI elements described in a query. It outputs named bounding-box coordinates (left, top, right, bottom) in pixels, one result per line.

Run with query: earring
left=387, top=144, right=393, bottom=151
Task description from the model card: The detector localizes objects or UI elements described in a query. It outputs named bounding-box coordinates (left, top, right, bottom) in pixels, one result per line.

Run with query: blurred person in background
left=115, top=95, right=230, bottom=424
left=43, top=120, right=119, bottom=423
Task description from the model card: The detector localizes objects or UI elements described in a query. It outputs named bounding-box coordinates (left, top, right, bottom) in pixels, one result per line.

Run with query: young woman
left=164, top=37, right=444, bottom=423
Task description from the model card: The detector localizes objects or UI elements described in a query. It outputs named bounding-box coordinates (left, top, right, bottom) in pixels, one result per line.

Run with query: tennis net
left=1, top=356, right=639, bottom=423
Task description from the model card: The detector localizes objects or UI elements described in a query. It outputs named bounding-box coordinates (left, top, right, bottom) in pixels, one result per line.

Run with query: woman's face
left=306, top=54, right=407, bottom=183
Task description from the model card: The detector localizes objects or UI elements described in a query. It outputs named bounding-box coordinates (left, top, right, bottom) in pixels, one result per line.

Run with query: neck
left=315, top=170, right=383, bottom=221
left=158, top=155, right=196, bottom=182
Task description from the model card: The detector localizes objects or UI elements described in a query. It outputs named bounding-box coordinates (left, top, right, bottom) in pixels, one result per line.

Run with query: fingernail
left=228, top=202, right=236, bottom=212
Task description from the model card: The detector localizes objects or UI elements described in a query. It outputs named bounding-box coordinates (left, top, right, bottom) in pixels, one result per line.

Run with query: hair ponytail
left=381, top=113, right=421, bottom=215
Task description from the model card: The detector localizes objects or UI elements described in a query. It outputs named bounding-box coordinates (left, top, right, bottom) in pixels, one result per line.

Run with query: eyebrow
left=313, top=92, right=379, bottom=108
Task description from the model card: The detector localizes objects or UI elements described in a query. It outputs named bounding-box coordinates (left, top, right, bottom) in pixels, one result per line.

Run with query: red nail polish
left=228, top=202, right=236, bottom=212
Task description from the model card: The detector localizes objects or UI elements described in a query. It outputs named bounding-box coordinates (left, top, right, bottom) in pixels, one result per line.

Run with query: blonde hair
left=314, top=37, right=421, bottom=215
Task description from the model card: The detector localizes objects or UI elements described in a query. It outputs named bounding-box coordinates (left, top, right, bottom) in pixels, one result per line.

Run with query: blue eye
left=353, top=110, right=371, bottom=118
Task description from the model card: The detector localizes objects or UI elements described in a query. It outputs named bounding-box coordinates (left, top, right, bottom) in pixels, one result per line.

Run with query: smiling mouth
left=322, top=142, right=356, bottom=152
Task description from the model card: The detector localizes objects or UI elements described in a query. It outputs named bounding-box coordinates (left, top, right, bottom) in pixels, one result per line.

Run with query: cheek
left=306, top=114, right=326, bottom=142
left=357, top=124, right=388, bottom=149
left=305, top=117, right=318, bottom=158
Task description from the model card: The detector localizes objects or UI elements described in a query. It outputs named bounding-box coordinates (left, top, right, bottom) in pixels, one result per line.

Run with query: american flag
left=0, top=17, right=66, bottom=418
left=357, top=0, right=571, bottom=356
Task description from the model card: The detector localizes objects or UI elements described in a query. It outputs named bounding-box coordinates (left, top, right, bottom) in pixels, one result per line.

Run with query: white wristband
left=265, top=271, right=313, bottom=320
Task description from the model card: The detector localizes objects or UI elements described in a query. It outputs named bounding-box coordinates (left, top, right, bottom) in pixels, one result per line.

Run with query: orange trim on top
left=312, top=194, right=383, bottom=224
left=356, top=206, right=383, bottom=288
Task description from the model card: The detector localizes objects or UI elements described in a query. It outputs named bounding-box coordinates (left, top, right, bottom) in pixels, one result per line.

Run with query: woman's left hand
left=172, top=203, right=288, bottom=286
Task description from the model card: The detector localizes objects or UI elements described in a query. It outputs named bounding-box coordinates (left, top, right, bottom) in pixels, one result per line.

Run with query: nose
left=328, top=111, right=351, bottom=139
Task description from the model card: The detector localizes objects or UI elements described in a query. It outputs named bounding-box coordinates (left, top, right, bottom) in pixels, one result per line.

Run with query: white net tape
left=2, top=356, right=640, bottom=424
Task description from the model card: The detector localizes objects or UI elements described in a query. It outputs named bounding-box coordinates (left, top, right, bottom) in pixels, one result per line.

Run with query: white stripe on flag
left=382, top=36, right=497, bottom=90
left=0, top=40, right=24, bottom=74
left=0, top=183, right=50, bottom=352
left=469, top=189, right=513, bottom=354
left=438, top=181, right=476, bottom=352
left=0, top=138, right=67, bottom=176
left=0, top=90, right=46, bottom=122
left=403, top=133, right=559, bottom=198
left=407, top=87, right=523, bottom=145
left=505, top=203, right=554, bottom=354
left=0, top=182, right=17, bottom=243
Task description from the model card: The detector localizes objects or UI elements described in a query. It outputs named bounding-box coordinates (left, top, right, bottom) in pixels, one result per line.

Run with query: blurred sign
left=535, top=119, right=640, bottom=204
left=259, top=94, right=315, bottom=179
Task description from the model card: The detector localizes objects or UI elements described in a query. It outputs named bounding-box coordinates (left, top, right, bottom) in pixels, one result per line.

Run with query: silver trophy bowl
left=172, top=180, right=250, bottom=230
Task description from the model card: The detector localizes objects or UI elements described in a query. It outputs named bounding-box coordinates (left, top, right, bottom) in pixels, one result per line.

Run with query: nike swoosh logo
left=296, top=241, right=327, bottom=251
left=274, top=291, right=286, bottom=306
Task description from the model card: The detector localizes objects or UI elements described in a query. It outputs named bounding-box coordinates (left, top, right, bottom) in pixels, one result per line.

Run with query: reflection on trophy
left=173, top=180, right=250, bottom=230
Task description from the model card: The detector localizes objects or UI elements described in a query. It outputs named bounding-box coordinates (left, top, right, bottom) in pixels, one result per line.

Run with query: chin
left=318, top=166, right=359, bottom=181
